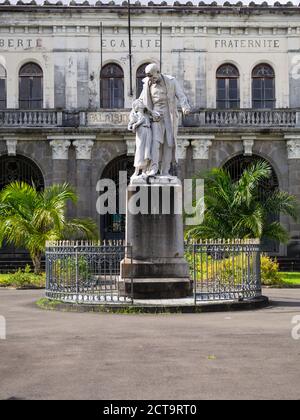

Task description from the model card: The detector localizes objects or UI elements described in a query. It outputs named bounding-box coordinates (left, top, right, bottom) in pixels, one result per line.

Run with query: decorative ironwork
left=0, top=154, right=44, bottom=191
left=45, top=241, right=133, bottom=304
left=100, top=155, right=134, bottom=240
left=186, top=239, right=261, bottom=302
left=216, top=64, right=239, bottom=78
left=100, top=63, right=124, bottom=109
left=45, top=239, right=261, bottom=304
left=252, top=64, right=275, bottom=78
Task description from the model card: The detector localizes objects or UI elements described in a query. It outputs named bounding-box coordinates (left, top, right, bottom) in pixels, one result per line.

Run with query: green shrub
left=260, top=254, right=283, bottom=286
left=6, top=265, right=45, bottom=288
left=185, top=249, right=283, bottom=287
left=0, top=275, right=12, bottom=287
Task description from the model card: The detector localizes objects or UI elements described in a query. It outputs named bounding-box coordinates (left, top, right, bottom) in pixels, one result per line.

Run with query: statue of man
left=139, top=63, right=191, bottom=177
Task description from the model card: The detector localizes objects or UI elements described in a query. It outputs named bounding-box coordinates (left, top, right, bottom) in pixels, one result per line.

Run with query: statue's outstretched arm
left=175, top=79, right=191, bottom=114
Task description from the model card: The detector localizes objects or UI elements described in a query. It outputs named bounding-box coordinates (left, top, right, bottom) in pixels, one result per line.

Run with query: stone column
left=285, top=135, right=300, bottom=257
left=191, top=135, right=214, bottom=175
left=176, top=136, right=190, bottom=179
left=73, top=137, right=95, bottom=219
left=48, top=137, right=71, bottom=184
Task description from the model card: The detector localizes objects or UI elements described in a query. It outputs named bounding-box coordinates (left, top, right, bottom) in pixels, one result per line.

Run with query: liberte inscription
left=0, top=38, right=43, bottom=49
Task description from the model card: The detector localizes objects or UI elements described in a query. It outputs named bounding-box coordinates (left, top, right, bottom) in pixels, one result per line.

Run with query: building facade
left=1, top=1, right=300, bottom=260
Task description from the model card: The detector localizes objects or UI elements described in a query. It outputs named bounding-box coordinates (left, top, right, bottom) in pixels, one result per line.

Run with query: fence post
left=75, top=244, right=79, bottom=302
left=193, top=243, right=197, bottom=305
left=257, top=247, right=261, bottom=295
left=130, top=244, right=134, bottom=304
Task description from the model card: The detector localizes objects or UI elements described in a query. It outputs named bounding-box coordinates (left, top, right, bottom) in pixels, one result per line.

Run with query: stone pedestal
left=121, top=177, right=192, bottom=299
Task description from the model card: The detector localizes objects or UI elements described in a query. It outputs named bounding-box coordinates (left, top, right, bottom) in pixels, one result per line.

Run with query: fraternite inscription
left=215, top=39, right=280, bottom=48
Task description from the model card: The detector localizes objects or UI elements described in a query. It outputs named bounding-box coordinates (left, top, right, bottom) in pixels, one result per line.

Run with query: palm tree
left=185, top=160, right=300, bottom=243
left=0, top=182, right=98, bottom=274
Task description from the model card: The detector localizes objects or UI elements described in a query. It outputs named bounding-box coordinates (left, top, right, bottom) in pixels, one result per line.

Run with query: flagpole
left=160, top=22, right=163, bottom=72
left=100, top=22, right=103, bottom=71
left=128, top=0, right=133, bottom=96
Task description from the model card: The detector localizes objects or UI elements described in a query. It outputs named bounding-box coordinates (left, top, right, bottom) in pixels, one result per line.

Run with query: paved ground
left=0, top=288, right=300, bottom=400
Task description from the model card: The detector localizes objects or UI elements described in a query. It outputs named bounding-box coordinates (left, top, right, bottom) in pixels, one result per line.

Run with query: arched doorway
left=100, top=155, right=134, bottom=240
left=0, top=155, right=45, bottom=268
left=223, top=154, right=279, bottom=252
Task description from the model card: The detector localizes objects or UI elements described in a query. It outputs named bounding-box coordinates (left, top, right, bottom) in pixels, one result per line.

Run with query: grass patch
left=280, top=272, right=300, bottom=287
left=36, top=298, right=62, bottom=310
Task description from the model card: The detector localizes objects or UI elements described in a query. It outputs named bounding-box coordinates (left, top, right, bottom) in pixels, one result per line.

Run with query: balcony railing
left=0, top=108, right=299, bottom=129
left=201, top=109, right=298, bottom=127
left=0, top=110, right=63, bottom=127
left=82, top=108, right=299, bottom=128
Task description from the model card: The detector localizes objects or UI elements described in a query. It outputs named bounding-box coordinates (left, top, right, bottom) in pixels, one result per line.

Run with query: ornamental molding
left=190, top=135, right=215, bottom=160
left=242, top=136, right=256, bottom=156
left=176, top=137, right=190, bottom=160
left=49, top=139, right=71, bottom=160
left=285, top=135, right=300, bottom=159
left=6, top=139, right=18, bottom=156
left=73, top=139, right=95, bottom=160
left=124, top=137, right=136, bottom=156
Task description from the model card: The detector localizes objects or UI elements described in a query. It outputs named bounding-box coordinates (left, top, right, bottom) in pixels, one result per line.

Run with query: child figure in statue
left=128, top=99, right=152, bottom=178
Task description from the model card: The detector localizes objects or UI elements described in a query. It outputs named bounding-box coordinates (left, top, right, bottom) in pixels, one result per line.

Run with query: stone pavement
left=0, top=288, right=300, bottom=400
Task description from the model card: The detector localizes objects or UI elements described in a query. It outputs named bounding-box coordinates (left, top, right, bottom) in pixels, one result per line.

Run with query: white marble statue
left=128, top=99, right=153, bottom=178
left=138, top=63, right=191, bottom=177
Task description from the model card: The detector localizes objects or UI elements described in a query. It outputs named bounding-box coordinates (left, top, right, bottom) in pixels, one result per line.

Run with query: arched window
left=216, top=64, right=240, bottom=109
left=0, top=154, right=44, bottom=192
left=0, top=65, right=6, bottom=109
left=136, top=63, right=150, bottom=98
left=100, top=64, right=124, bottom=109
left=19, top=63, right=43, bottom=109
left=252, top=64, right=275, bottom=109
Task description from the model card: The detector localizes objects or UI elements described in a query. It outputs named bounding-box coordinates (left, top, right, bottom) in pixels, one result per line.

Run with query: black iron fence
left=44, top=239, right=261, bottom=304
left=185, top=239, right=261, bottom=302
left=45, top=241, right=133, bottom=304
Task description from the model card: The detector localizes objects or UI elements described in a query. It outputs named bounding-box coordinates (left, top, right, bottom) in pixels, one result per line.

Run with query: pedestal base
left=121, top=278, right=192, bottom=299
left=121, top=177, right=191, bottom=299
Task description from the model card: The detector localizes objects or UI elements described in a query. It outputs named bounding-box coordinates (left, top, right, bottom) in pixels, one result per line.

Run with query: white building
left=0, top=1, right=300, bottom=266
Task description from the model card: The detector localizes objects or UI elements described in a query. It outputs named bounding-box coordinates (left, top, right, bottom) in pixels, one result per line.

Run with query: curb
left=36, top=295, right=270, bottom=314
